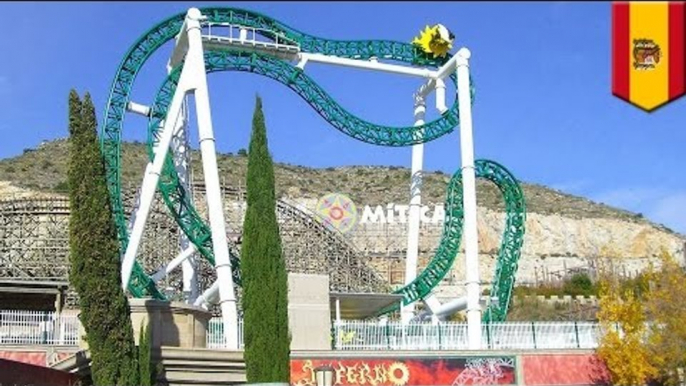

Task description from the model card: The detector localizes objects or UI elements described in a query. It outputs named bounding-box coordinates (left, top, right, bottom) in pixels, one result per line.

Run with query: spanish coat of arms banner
left=612, top=1, right=685, bottom=111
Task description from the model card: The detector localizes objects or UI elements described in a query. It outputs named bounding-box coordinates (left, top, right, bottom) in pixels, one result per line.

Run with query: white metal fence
left=332, top=320, right=604, bottom=350
left=0, top=310, right=80, bottom=346
left=0, top=312, right=605, bottom=351
left=207, top=317, right=245, bottom=349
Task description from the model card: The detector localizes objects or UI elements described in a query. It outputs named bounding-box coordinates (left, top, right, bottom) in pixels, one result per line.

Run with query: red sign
left=291, top=357, right=516, bottom=386
left=0, top=358, right=80, bottom=386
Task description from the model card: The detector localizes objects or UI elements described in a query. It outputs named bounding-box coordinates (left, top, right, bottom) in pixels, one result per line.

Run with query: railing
left=204, top=22, right=300, bottom=52
left=332, top=320, right=604, bottom=350
left=0, top=310, right=80, bottom=346
left=0, top=311, right=247, bottom=348
left=207, top=317, right=245, bottom=349
left=0, top=312, right=605, bottom=351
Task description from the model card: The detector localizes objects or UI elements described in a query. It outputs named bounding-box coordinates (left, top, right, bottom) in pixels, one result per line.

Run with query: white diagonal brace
left=120, top=66, right=192, bottom=292
left=151, top=245, right=197, bottom=283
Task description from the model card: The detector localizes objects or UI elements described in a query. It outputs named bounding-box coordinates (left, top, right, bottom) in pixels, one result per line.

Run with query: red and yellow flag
left=612, top=1, right=685, bottom=111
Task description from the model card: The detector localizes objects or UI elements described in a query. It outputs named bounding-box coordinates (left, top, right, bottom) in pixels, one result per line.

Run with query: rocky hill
left=0, top=139, right=674, bottom=225
left=0, top=139, right=684, bottom=295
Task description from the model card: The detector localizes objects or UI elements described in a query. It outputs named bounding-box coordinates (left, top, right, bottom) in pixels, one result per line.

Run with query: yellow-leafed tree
left=643, top=250, right=686, bottom=386
left=597, top=249, right=686, bottom=386
left=597, top=270, right=656, bottom=386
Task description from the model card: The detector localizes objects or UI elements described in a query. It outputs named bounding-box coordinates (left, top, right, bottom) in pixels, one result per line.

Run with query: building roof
left=329, top=292, right=404, bottom=320
left=0, top=279, right=69, bottom=294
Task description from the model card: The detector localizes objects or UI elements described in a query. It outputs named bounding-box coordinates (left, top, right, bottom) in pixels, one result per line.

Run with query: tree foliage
left=597, top=249, right=686, bottom=386
left=67, top=90, right=139, bottom=385
left=138, top=322, right=155, bottom=386
left=643, top=251, right=686, bottom=386
left=241, top=96, right=291, bottom=382
left=512, top=272, right=600, bottom=298
left=563, top=272, right=596, bottom=297
left=597, top=271, right=656, bottom=386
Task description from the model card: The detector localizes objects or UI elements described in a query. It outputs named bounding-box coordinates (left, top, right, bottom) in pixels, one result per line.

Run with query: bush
left=562, top=273, right=597, bottom=297
left=507, top=297, right=561, bottom=321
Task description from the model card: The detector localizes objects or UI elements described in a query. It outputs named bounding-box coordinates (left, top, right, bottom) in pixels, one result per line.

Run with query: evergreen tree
left=242, top=96, right=291, bottom=382
left=67, top=90, right=139, bottom=385
left=138, top=322, right=154, bottom=386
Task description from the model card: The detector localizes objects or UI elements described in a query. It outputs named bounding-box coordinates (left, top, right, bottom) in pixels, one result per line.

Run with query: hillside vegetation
left=0, top=139, right=669, bottom=230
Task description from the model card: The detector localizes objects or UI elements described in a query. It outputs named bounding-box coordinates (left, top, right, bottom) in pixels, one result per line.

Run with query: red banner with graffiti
left=291, top=357, right=517, bottom=386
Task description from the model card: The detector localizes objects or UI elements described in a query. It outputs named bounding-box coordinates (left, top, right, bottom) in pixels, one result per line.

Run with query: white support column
left=402, top=93, right=425, bottom=324
left=455, top=48, right=481, bottom=349
left=171, top=97, right=199, bottom=303
left=435, top=78, right=448, bottom=114
left=186, top=8, right=239, bottom=350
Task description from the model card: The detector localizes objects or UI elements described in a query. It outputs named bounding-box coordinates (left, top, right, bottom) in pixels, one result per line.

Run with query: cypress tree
left=67, top=90, right=139, bottom=385
left=242, top=96, right=291, bottom=382
left=138, top=322, right=154, bottom=386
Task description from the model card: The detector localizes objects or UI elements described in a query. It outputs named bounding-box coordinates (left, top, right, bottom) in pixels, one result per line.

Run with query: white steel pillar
left=435, top=78, right=447, bottom=113
left=171, top=98, right=199, bottom=303
left=401, top=93, right=425, bottom=324
left=455, top=48, right=481, bottom=349
left=185, top=8, right=239, bottom=349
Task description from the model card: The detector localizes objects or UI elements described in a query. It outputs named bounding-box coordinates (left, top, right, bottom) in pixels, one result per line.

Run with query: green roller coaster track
left=101, top=7, right=525, bottom=321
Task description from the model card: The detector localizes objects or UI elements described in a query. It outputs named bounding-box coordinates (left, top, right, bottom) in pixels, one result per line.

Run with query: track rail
left=101, top=7, right=524, bottom=321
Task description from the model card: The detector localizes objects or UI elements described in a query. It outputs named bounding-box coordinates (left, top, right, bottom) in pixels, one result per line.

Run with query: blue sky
left=0, top=2, right=684, bottom=233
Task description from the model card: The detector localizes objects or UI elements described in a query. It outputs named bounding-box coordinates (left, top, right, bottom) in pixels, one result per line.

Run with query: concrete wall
left=129, top=298, right=211, bottom=349
left=76, top=298, right=212, bottom=351
left=288, top=273, right=331, bottom=350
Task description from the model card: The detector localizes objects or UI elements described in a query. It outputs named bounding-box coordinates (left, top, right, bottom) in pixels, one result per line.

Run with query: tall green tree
left=68, top=90, right=139, bottom=385
left=138, top=322, right=155, bottom=386
left=242, top=96, right=291, bottom=382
